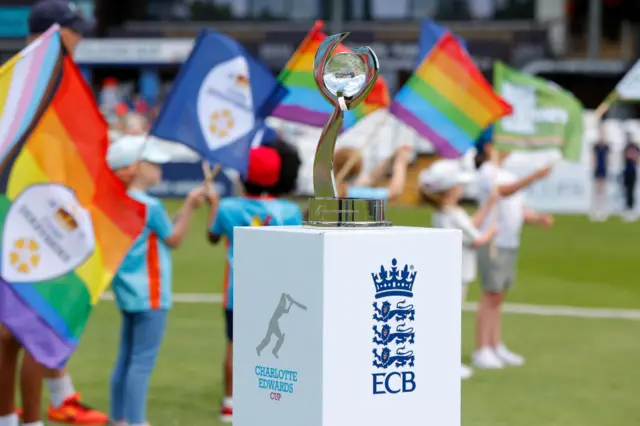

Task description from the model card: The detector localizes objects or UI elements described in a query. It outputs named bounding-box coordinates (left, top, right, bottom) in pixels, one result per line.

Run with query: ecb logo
left=371, top=258, right=417, bottom=395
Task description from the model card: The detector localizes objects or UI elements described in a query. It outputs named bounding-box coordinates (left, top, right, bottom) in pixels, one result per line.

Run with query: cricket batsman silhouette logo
left=256, top=293, right=307, bottom=359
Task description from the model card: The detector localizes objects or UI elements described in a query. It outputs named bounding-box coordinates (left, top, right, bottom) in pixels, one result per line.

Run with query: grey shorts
left=478, top=245, right=519, bottom=293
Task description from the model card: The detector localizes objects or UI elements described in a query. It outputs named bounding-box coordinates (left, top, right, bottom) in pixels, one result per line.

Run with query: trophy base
left=303, top=197, right=391, bottom=228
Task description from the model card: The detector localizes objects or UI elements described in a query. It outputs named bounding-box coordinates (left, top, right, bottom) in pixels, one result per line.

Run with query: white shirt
left=432, top=206, right=480, bottom=284
left=476, top=162, right=525, bottom=249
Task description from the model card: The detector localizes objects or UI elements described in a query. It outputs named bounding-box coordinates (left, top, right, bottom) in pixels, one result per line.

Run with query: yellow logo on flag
left=209, top=109, right=235, bottom=138
left=9, top=238, right=40, bottom=274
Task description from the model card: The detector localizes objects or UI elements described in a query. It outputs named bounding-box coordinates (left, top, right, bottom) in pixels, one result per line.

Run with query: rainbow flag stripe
left=390, top=32, right=512, bottom=158
left=272, top=21, right=390, bottom=129
left=0, top=26, right=146, bottom=368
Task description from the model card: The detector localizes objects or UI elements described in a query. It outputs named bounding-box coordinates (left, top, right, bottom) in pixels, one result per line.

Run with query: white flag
left=615, top=60, right=640, bottom=100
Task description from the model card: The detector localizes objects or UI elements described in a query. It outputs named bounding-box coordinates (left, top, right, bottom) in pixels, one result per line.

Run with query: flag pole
left=202, top=161, right=220, bottom=194
left=593, top=92, right=617, bottom=121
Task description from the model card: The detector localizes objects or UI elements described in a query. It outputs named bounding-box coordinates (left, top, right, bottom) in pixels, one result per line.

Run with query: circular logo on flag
left=197, top=56, right=255, bottom=152
left=9, top=238, right=40, bottom=274
left=209, top=109, right=235, bottom=138
left=1, top=184, right=96, bottom=283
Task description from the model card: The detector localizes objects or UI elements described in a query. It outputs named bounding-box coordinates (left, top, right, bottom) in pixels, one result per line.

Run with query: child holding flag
left=419, top=159, right=498, bottom=380
left=0, top=327, right=46, bottom=426
left=1, top=4, right=113, bottom=425
left=106, top=136, right=207, bottom=426
left=207, top=140, right=303, bottom=423
left=472, top=133, right=554, bottom=370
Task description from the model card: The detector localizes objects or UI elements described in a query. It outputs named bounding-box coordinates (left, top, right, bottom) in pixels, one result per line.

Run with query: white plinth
left=234, top=226, right=461, bottom=426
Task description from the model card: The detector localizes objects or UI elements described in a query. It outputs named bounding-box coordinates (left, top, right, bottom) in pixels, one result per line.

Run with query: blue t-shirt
left=112, top=190, right=174, bottom=312
left=210, top=197, right=302, bottom=309
left=347, top=186, right=389, bottom=200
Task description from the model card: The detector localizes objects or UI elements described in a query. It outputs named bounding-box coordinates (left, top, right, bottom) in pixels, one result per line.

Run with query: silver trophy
left=304, top=33, right=391, bottom=227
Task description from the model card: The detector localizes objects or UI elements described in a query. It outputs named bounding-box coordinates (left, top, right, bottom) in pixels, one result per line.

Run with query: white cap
left=418, top=159, right=476, bottom=192
left=107, top=135, right=172, bottom=170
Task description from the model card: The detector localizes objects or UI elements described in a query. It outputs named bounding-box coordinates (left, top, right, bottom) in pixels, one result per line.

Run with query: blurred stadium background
left=2, top=1, right=640, bottom=424
left=3, top=0, right=638, bottom=209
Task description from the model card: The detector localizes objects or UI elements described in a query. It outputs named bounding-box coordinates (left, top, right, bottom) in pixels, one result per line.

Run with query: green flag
left=493, top=61, right=584, bottom=162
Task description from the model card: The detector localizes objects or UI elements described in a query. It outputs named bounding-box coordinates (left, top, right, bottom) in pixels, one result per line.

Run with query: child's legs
left=44, top=365, right=79, bottom=409
left=110, top=312, right=134, bottom=421
left=0, top=327, right=21, bottom=415
left=628, top=175, right=637, bottom=209
left=623, top=174, right=636, bottom=210
left=45, top=367, right=67, bottom=379
left=487, top=249, right=518, bottom=347
left=593, top=178, right=606, bottom=210
left=123, top=310, right=168, bottom=424
left=487, top=292, right=506, bottom=347
left=225, top=343, right=233, bottom=398
left=476, top=292, right=496, bottom=348
left=20, top=352, right=45, bottom=424
left=224, top=309, right=233, bottom=398
left=476, top=246, right=508, bottom=349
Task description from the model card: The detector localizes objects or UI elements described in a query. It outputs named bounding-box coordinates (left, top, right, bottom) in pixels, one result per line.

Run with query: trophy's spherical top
left=322, top=52, right=367, bottom=98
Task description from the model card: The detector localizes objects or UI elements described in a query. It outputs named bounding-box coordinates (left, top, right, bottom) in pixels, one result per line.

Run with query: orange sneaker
left=47, top=393, right=108, bottom=425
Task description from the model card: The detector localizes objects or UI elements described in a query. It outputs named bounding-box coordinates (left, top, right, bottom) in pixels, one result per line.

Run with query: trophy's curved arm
left=312, top=32, right=349, bottom=199
left=305, top=33, right=390, bottom=227
left=347, top=46, right=380, bottom=108
left=313, top=33, right=350, bottom=106
left=311, top=34, right=379, bottom=199
left=313, top=106, right=343, bottom=198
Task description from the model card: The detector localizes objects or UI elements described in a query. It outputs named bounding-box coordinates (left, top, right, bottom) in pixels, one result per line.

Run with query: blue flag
left=250, top=122, right=279, bottom=147
left=416, top=20, right=468, bottom=67
left=150, top=30, right=288, bottom=176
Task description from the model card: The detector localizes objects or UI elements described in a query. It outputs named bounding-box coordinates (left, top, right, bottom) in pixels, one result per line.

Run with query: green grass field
left=66, top=201, right=640, bottom=426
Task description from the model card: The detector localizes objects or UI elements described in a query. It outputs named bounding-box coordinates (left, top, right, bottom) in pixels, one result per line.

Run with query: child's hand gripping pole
left=201, top=161, right=221, bottom=195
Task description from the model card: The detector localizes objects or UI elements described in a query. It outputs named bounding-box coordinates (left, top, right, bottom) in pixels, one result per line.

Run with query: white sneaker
left=622, top=211, right=637, bottom=222
left=220, top=404, right=233, bottom=423
left=493, top=343, right=525, bottom=366
left=472, top=347, right=504, bottom=369
left=461, top=363, right=473, bottom=380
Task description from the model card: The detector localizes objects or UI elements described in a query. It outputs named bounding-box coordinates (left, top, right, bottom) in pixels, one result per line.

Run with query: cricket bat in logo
left=286, top=294, right=307, bottom=310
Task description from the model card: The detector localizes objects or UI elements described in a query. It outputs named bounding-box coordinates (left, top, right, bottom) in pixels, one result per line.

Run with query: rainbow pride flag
left=272, top=21, right=390, bottom=129
left=390, top=32, right=512, bottom=158
left=0, top=26, right=146, bottom=368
